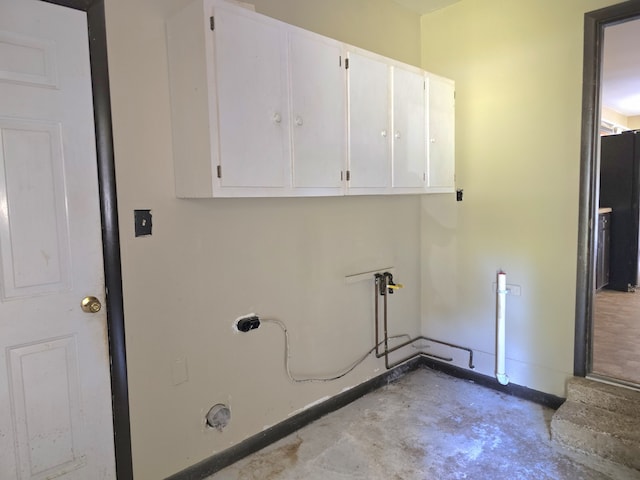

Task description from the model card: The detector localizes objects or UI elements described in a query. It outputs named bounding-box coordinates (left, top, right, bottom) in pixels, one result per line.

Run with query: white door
left=0, top=1, right=116, bottom=479
left=289, top=28, right=346, bottom=195
left=347, top=50, right=391, bottom=194
left=392, top=66, right=426, bottom=191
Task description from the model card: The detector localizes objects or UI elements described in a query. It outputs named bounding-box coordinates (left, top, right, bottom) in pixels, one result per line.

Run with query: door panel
left=8, top=337, right=85, bottom=478
left=289, top=29, right=345, bottom=192
left=348, top=51, right=390, bottom=191
left=392, top=66, right=426, bottom=189
left=427, top=74, right=455, bottom=190
left=214, top=5, right=289, bottom=189
left=0, top=30, right=58, bottom=88
left=0, top=1, right=115, bottom=478
left=0, top=119, right=71, bottom=299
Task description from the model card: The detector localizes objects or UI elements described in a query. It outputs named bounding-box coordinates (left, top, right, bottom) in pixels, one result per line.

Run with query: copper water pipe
left=373, top=272, right=475, bottom=371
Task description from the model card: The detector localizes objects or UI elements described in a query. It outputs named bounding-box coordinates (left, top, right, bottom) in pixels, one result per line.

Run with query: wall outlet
left=236, top=315, right=260, bottom=332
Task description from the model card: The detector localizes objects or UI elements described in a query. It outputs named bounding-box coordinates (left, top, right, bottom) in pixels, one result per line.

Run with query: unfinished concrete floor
left=209, top=368, right=639, bottom=479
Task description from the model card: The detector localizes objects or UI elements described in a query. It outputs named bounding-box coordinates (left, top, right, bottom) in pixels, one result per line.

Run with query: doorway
left=576, top=1, right=640, bottom=387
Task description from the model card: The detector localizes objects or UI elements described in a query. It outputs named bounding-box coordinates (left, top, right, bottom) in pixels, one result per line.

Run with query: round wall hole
left=206, top=404, right=231, bottom=431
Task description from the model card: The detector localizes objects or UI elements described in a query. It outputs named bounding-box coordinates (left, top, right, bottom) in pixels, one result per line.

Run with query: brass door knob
left=81, top=296, right=102, bottom=313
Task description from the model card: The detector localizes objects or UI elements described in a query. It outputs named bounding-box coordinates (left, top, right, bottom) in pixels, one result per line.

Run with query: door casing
left=40, top=0, right=132, bottom=478
left=576, top=0, right=640, bottom=380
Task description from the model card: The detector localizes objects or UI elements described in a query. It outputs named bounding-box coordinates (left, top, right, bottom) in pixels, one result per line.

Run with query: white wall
left=420, top=0, right=621, bottom=395
left=104, top=0, right=423, bottom=478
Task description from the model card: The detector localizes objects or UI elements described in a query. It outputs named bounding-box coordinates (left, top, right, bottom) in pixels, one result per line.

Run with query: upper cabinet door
left=214, top=5, right=290, bottom=191
left=392, top=66, right=426, bottom=191
left=427, top=73, right=455, bottom=192
left=347, top=50, right=391, bottom=194
left=289, top=29, right=346, bottom=195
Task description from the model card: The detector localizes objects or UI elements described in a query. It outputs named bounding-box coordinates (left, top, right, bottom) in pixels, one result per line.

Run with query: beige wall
left=104, top=0, right=422, bottom=478
left=629, top=115, right=640, bottom=130
left=250, top=0, right=421, bottom=67
left=601, top=105, right=629, bottom=128
left=420, top=0, right=620, bottom=395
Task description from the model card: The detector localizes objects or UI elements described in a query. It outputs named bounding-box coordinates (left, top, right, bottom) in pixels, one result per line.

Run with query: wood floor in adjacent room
left=593, top=289, right=640, bottom=385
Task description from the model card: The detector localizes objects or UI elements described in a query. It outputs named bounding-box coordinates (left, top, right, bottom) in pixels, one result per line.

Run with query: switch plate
left=172, top=356, right=189, bottom=385
left=134, top=209, right=152, bottom=237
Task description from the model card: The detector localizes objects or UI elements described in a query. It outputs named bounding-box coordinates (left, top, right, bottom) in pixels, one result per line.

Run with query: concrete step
left=551, top=400, right=640, bottom=471
left=567, top=377, right=640, bottom=417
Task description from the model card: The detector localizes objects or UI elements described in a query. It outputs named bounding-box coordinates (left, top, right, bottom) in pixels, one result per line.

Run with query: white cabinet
left=289, top=29, right=346, bottom=196
left=167, top=0, right=347, bottom=197
left=426, top=73, right=455, bottom=192
left=347, top=49, right=429, bottom=195
left=214, top=4, right=290, bottom=194
left=391, top=65, right=427, bottom=193
left=347, top=50, right=391, bottom=194
left=167, top=0, right=454, bottom=198
left=168, top=0, right=291, bottom=198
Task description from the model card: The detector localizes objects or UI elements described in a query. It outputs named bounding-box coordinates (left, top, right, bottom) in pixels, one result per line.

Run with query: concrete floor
left=209, top=368, right=640, bottom=480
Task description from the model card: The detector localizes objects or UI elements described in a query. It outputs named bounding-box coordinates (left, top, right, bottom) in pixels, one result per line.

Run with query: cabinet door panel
left=214, top=6, right=289, bottom=189
left=393, top=67, right=426, bottom=189
left=289, top=31, right=345, bottom=191
left=427, top=75, right=455, bottom=190
left=348, top=52, right=390, bottom=190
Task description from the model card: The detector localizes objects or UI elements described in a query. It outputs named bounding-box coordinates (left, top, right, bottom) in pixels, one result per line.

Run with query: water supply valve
left=375, top=272, right=404, bottom=295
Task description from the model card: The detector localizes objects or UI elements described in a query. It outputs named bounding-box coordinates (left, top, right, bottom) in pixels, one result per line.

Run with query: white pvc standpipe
left=496, top=271, right=509, bottom=385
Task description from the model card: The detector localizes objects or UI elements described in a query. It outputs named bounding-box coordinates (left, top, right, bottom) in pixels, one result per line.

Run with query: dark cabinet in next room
left=599, top=131, right=640, bottom=291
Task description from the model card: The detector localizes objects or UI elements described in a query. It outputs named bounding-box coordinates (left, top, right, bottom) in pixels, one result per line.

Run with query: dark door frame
left=575, top=0, right=640, bottom=379
left=40, top=0, right=132, bottom=478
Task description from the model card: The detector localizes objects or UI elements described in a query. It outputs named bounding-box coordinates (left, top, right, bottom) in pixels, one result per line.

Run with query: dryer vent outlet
left=206, top=404, right=231, bottom=431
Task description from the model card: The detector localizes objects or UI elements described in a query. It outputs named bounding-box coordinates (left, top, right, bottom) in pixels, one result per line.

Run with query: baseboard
left=419, top=357, right=566, bottom=410
left=165, top=357, right=422, bottom=480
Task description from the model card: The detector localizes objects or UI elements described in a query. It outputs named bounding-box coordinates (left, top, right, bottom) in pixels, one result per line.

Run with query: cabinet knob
left=273, top=113, right=282, bottom=124
left=295, top=116, right=303, bottom=126
left=394, top=131, right=401, bottom=139
left=430, top=138, right=436, bottom=143
left=381, top=130, right=388, bottom=138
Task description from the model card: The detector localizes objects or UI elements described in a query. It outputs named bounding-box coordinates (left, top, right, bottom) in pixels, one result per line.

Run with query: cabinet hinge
left=210, top=16, right=215, bottom=31
left=217, top=165, right=222, bottom=178
left=345, top=58, right=349, bottom=70
left=346, top=170, right=351, bottom=181
left=339, top=55, right=342, bottom=67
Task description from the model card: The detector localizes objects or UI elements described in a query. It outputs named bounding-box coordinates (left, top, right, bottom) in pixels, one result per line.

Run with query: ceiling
left=603, top=18, right=640, bottom=117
